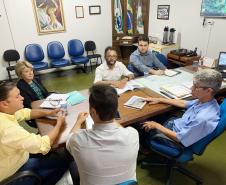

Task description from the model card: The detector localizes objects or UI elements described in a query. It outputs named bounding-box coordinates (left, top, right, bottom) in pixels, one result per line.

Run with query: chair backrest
left=127, top=63, right=144, bottom=77
left=47, top=41, right=65, bottom=59
left=68, top=39, right=84, bottom=57
left=3, top=49, right=20, bottom=64
left=84, top=41, right=96, bottom=52
left=25, top=44, right=44, bottom=63
left=155, top=53, right=169, bottom=67
left=188, top=99, right=226, bottom=155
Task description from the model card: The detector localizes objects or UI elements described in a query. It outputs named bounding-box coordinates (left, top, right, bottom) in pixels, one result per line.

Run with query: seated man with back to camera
left=129, top=35, right=166, bottom=76
left=94, top=46, right=134, bottom=89
left=141, top=69, right=222, bottom=148
left=0, top=81, right=71, bottom=185
left=66, top=84, right=139, bottom=185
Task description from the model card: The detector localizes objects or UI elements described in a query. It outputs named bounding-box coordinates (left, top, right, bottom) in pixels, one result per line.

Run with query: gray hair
left=193, top=69, right=222, bottom=93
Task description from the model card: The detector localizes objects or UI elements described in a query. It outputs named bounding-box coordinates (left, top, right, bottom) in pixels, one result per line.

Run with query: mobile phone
left=115, top=111, right=121, bottom=120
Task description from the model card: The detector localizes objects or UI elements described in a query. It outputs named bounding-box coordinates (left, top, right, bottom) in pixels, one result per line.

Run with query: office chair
left=0, top=171, right=41, bottom=185
left=117, top=180, right=138, bottom=185
left=127, top=63, right=144, bottom=77
left=141, top=99, right=226, bottom=185
left=68, top=39, right=89, bottom=73
left=3, top=49, right=20, bottom=80
left=84, top=40, right=102, bottom=71
left=155, top=53, right=169, bottom=67
left=25, top=44, right=48, bottom=71
left=47, top=41, right=70, bottom=68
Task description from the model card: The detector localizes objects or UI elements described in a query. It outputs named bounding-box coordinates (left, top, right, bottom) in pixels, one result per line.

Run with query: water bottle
left=162, top=26, right=169, bottom=44
left=60, top=100, right=68, bottom=113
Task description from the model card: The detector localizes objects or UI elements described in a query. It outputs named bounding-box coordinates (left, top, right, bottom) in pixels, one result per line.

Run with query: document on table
left=124, top=96, right=146, bottom=109
left=116, top=80, right=144, bottom=95
left=40, top=93, right=69, bottom=108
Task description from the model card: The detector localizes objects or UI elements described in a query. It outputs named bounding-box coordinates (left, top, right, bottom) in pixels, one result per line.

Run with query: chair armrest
left=0, top=171, right=41, bottom=185
left=150, top=133, right=185, bottom=159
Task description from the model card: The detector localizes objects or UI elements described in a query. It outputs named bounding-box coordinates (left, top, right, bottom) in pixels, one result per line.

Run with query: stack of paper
left=164, top=69, right=181, bottom=77
left=160, top=84, right=191, bottom=99
left=40, top=93, right=69, bottom=108
left=124, top=96, right=146, bottom=109
left=116, top=80, right=144, bottom=95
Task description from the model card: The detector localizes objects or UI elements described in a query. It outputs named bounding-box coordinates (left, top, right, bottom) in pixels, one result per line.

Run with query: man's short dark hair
left=89, top=84, right=118, bottom=121
left=138, top=35, right=149, bottom=44
left=0, top=81, right=16, bottom=101
left=104, top=46, right=117, bottom=57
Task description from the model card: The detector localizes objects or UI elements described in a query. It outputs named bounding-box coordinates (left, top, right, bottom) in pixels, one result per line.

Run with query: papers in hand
left=85, top=115, right=94, bottom=129
left=124, top=96, right=146, bottom=109
left=116, top=80, right=144, bottom=95
left=160, top=82, right=192, bottom=99
left=164, top=69, right=181, bottom=77
left=40, top=93, right=69, bottom=108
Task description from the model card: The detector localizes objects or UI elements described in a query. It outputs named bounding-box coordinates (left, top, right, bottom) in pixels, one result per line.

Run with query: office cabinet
left=112, top=0, right=150, bottom=63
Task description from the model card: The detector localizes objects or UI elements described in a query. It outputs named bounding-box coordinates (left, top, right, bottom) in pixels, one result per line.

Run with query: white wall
left=0, top=0, right=112, bottom=80
left=149, top=0, right=226, bottom=58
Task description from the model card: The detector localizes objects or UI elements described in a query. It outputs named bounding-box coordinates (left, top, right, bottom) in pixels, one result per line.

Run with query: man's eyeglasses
left=192, top=84, right=210, bottom=90
left=106, top=55, right=117, bottom=59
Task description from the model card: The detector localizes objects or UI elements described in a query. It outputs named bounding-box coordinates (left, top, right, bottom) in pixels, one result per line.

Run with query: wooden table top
left=32, top=88, right=174, bottom=145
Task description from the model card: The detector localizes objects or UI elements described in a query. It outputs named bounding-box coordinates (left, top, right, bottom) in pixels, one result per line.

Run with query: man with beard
left=94, top=46, right=134, bottom=89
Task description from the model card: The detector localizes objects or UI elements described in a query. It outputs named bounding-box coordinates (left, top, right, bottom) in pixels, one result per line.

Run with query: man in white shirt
left=94, top=46, right=134, bottom=89
left=66, top=84, right=139, bottom=185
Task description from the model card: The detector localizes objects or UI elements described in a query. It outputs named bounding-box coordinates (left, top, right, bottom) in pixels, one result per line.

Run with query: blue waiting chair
left=141, top=99, right=226, bottom=185
left=47, top=41, right=70, bottom=68
left=68, top=39, right=89, bottom=72
left=25, top=44, right=48, bottom=71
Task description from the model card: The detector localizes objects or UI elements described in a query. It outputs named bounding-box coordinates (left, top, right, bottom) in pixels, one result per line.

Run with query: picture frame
left=89, top=5, right=101, bottom=15
left=32, top=0, right=66, bottom=35
left=157, top=5, right=170, bottom=20
left=75, top=6, right=84, bottom=18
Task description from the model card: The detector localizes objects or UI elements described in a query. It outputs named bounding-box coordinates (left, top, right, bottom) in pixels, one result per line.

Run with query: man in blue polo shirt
left=142, top=69, right=222, bottom=147
left=129, top=35, right=166, bottom=76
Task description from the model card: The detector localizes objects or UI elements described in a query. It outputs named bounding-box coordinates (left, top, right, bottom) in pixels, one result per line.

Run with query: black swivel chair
left=84, top=40, right=102, bottom=71
left=3, top=49, right=20, bottom=80
left=0, top=171, right=41, bottom=185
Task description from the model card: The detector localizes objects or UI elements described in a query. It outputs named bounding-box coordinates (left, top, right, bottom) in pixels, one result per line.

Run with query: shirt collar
left=93, top=121, right=120, bottom=130
left=0, top=112, right=17, bottom=121
left=137, top=49, right=151, bottom=56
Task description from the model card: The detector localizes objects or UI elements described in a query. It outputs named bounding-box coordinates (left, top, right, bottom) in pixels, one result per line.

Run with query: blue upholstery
left=68, top=39, right=89, bottom=70
left=155, top=53, right=169, bottom=67
left=25, top=44, right=48, bottom=71
left=143, top=99, right=226, bottom=185
left=127, top=63, right=144, bottom=77
left=117, top=180, right=137, bottom=185
left=47, top=41, right=70, bottom=68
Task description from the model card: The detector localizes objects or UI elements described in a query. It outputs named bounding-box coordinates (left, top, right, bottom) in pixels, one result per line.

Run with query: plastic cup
left=192, top=61, right=199, bottom=72
left=143, top=71, right=149, bottom=77
left=60, top=101, right=68, bottom=113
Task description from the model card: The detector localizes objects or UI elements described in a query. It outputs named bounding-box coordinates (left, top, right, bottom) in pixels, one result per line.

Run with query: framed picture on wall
left=89, top=5, right=101, bottom=15
left=157, top=5, right=170, bottom=20
left=32, top=0, right=66, bottom=35
left=75, top=6, right=84, bottom=18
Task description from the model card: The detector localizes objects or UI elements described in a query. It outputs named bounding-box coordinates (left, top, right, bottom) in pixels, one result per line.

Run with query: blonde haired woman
left=15, top=61, right=49, bottom=108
